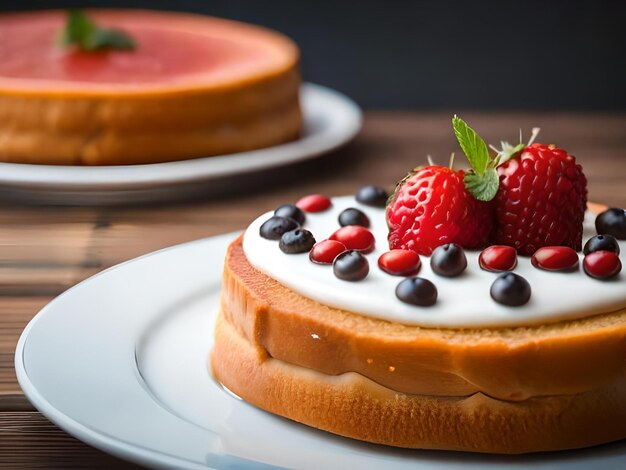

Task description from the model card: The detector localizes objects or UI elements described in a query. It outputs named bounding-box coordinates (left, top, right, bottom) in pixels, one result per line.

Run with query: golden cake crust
left=0, top=10, right=301, bottom=165
left=211, top=309, right=626, bottom=454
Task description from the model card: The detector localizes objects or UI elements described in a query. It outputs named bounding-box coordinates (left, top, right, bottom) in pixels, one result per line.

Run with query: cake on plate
left=0, top=10, right=301, bottom=165
left=211, top=118, right=626, bottom=453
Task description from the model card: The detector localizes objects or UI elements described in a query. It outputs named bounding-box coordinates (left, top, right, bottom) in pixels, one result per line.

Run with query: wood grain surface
left=0, top=112, right=625, bottom=468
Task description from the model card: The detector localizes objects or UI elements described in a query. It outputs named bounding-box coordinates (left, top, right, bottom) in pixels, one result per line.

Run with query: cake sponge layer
left=211, top=309, right=626, bottom=453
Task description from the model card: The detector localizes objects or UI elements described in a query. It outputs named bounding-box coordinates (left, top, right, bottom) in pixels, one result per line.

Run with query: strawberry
left=386, top=165, right=493, bottom=255
left=493, top=143, right=587, bottom=255
left=452, top=116, right=587, bottom=255
left=386, top=117, right=503, bottom=256
left=387, top=116, right=588, bottom=257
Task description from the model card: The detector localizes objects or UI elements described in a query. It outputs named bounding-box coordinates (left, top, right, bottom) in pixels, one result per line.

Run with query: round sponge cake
left=210, top=236, right=626, bottom=454
left=0, top=10, right=301, bottom=165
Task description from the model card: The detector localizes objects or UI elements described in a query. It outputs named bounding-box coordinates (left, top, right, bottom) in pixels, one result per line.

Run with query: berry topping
left=450, top=116, right=589, bottom=255
left=494, top=143, right=587, bottom=255
left=583, top=235, right=620, bottom=256
left=386, top=166, right=493, bottom=255
left=479, top=245, right=518, bottom=272
left=259, top=216, right=299, bottom=240
left=333, top=251, right=369, bottom=281
left=279, top=229, right=316, bottom=254
left=296, top=194, right=332, bottom=213
left=274, top=204, right=305, bottom=225
left=356, top=185, right=388, bottom=207
left=395, top=277, right=437, bottom=306
left=583, top=251, right=622, bottom=280
left=595, top=208, right=626, bottom=240
left=309, top=240, right=347, bottom=265
left=430, top=243, right=467, bottom=277
left=378, top=250, right=421, bottom=276
left=531, top=246, right=579, bottom=272
left=338, top=208, right=370, bottom=228
left=329, top=225, right=376, bottom=253
left=490, top=272, right=531, bottom=306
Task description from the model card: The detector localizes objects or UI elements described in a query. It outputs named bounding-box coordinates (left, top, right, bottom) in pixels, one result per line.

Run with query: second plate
left=0, top=83, right=361, bottom=205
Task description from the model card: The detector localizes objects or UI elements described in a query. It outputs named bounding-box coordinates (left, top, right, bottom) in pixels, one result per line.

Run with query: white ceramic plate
left=0, top=83, right=361, bottom=205
left=15, top=233, right=626, bottom=469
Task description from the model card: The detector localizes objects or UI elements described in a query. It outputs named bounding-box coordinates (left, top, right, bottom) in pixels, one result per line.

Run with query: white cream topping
left=242, top=196, right=626, bottom=328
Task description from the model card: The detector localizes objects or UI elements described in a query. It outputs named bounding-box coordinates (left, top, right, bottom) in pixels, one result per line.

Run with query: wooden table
left=1, top=113, right=625, bottom=468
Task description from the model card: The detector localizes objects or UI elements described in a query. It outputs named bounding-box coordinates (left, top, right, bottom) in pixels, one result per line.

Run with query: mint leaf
left=60, top=9, right=136, bottom=52
left=85, top=28, right=136, bottom=51
left=452, top=115, right=490, bottom=176
left=464, top=168, right=499, bottom=201
left=452, top=115, right=501, bottom=201
left=61, top=10, right=93, bottom=44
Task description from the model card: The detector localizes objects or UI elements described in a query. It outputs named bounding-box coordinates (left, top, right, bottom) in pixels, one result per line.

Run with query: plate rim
left=0, top=83, right=361, bottom=191
left=14, top=233, right=237, bottom=470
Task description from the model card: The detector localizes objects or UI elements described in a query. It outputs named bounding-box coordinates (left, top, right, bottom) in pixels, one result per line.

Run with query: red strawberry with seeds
left=387, top=116, right=589, bottom=257
left=451, top=116, right=588, bottom=255
left=387, top=117, right=500, bottom=256
left=386, top=165, right=493, bottom=255
left=494, top=143, right=587, bottom=255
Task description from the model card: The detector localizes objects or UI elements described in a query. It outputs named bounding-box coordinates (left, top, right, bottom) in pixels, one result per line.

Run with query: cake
left=0, top=10, right=301, bottom=165
left=211, top=122, right=626, bottom=453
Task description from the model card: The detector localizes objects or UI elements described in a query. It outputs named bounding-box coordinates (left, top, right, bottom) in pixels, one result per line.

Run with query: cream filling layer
left=243, top=196, right=626, bottom=328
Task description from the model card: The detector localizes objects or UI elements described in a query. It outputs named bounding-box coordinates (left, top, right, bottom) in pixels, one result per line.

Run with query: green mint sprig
left=452, top=115, right=525, bottom=202
left=463, top=168, right=499, bottom=202
left=60, top=9, right=136, bottom=52
left=452, top=115, right=490, bottom=177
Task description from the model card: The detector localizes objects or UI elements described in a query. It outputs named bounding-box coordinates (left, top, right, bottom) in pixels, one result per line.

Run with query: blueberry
left=490, top=273, right=531, bottom=306
left=395, top=277, right=437, bottom=306
left=259, top=216, right=299, bottom=240
left=333, top=251, right=369, bottom=281
left=583, top=234, right=620, bottom=255
left=279, top=229, right=316, bottom=254
left=338, top=208, right=370, bottom=228
left=596, top=208, right=626, bottom=240
left=430, top=243, right=467, bottom=277
left=274, top=204, right=305, bottom=225
left=355, top=185, right=388, bottom=208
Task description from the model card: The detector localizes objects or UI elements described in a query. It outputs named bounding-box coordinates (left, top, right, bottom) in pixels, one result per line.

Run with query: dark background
left=2, top=0, right=626, bottom=110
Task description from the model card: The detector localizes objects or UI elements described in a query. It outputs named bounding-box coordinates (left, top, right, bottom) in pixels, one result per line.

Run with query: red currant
left=378, top=250, right=421, bottom=276
left=329, top=226, right=375, bottom=253
left=583, top=250, right=622, bottom=279
left=531, top=246, right=579, bottom=272
left=309, top=240, right=347, bottom=265
left=296, top=194, right=332, bottom=213
left=479, top=245, right=517, bottom=272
